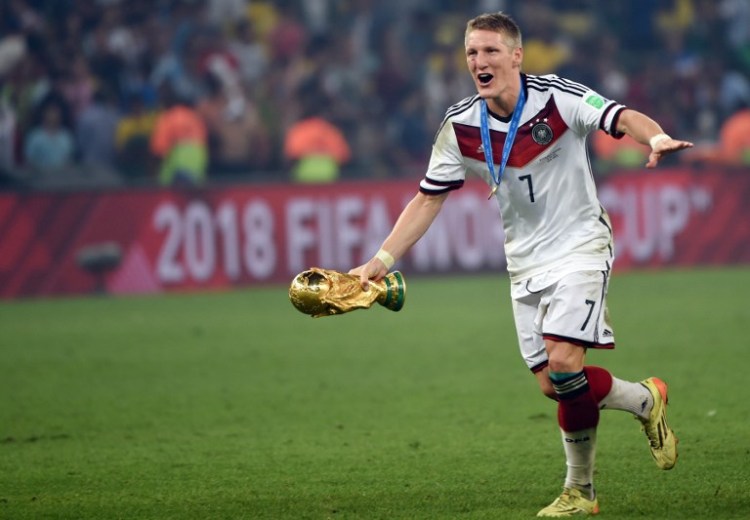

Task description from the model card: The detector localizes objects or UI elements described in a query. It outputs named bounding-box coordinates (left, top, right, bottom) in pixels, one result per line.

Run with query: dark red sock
left=550, top=371, right=600, bottom=432
left=557, top=392, right=600, bottom=431
left=583, top=365, right=614, bottom=404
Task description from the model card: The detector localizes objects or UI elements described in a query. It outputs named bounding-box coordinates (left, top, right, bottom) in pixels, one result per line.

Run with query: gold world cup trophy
left=289, top=267, right=406, bottom=318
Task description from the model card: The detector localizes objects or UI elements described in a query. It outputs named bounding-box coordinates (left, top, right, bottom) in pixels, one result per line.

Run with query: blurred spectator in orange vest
left=683, top=104, right=750, bottom=167
left=150, top=86, right=208, bottom=186
left=283, top=95, right=350, bottom=183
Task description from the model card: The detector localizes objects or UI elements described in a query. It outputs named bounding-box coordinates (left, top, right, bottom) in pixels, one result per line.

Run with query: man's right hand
left=349, top=259, right=389, bottom=291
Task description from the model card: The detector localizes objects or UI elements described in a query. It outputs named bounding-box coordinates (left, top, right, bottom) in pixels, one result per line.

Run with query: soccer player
left=349, top=12, right=693, bottom=517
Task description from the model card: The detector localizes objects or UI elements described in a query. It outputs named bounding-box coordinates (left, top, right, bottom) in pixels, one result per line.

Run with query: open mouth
left=478, top=73, right=494, bottom=85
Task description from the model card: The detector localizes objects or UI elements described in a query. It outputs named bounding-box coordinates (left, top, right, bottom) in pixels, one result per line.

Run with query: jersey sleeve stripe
left=599, top=102, right=626, bottom=138
left=448, top=94, right=479, bottom=111
left=444, top=95, right=480, bottom=120
left=526, top=82, right=585, bottom=98
left=556, top=76, right=590, bottom=93
left=526, top=73, right=589, bottom=92
left=599, top=102, right=618, bottom=131
left=433, top=95, right=480, bottom=144
left=526, top=76, right=587, bottom=97
left=609, top=106, right=626, bottom=138
left=419, top=177, right=464, bottom=194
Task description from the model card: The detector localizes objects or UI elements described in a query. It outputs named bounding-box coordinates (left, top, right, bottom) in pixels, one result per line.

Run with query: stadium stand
left=0, top=0, right=748, bottom=190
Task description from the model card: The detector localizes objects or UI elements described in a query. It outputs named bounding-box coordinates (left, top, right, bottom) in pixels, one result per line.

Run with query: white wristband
left=649, top=133, right=670, bottom=149
left=375, top=248, right=395, bottom=269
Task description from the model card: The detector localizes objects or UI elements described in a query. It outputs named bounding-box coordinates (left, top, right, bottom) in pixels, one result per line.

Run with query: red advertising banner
left=0, top=168, right=748, bottom=298
left=600, top=169, right=750, bottom=267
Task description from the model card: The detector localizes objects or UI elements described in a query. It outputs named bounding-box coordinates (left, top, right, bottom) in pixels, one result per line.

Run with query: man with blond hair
left=350, top=12, right=693, bottom=517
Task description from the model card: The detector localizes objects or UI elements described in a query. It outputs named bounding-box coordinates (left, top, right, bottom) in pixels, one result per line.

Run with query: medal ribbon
left=480, top=77, right=526, bottom=197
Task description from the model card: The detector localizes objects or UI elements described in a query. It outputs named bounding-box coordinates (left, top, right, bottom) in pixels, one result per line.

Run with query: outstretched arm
left=616, top=109, right=694, bottom=168
left=349, top=191, right=449, bottom=289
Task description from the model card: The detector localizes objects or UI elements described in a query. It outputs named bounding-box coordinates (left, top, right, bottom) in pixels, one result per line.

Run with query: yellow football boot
left=537, top=487, right=600, bottom=517
left=638, top=377, right=678, bottom=470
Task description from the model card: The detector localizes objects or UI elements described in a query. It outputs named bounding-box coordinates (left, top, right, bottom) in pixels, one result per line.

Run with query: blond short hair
left=465, top=12, right=523, bottom=48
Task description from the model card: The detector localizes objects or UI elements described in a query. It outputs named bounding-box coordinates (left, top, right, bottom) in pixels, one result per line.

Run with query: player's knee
left=546, top=341, right=585, bottom=373
left=547, top=358, right=577, bottom=374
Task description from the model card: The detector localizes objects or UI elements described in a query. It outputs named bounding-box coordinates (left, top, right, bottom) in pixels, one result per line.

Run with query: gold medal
left=488, top=184, right=498, bottom=199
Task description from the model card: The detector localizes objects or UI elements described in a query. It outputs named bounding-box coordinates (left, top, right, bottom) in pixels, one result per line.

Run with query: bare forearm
left=381, top=191, right=448, bottom=260
left=615, top=109, right=664, bottom=146
left=616, top=109, right=694, bottom=168
left=349, top=191, right=448, bottom=286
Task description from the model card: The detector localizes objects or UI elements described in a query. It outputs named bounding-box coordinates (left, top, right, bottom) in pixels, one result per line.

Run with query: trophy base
left=380, top=271, right=406, bottom=312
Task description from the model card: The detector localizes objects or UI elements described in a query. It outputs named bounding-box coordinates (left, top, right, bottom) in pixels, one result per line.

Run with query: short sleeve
left=420, top=118, right=466, bottom=194
left=571, top=89, right=627, bottom=139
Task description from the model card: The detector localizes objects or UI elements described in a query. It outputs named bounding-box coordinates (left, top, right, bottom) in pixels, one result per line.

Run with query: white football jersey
left=420, top=73, right=626, bottom=282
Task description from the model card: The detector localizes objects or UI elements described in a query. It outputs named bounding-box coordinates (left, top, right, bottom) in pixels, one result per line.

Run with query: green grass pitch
left=1, top=268, right=749, bottom=519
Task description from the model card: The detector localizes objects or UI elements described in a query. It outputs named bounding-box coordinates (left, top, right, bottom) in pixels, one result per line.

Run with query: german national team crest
left=532, top=122, right=553, bottom=145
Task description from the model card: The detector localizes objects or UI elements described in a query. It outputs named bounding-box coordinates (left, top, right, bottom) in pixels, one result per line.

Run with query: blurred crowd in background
left=0, top=0, right=749, bottom=191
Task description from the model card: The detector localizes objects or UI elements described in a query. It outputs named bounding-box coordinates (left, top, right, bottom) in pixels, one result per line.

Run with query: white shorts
left=510, top=270, right=616, bottom=373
